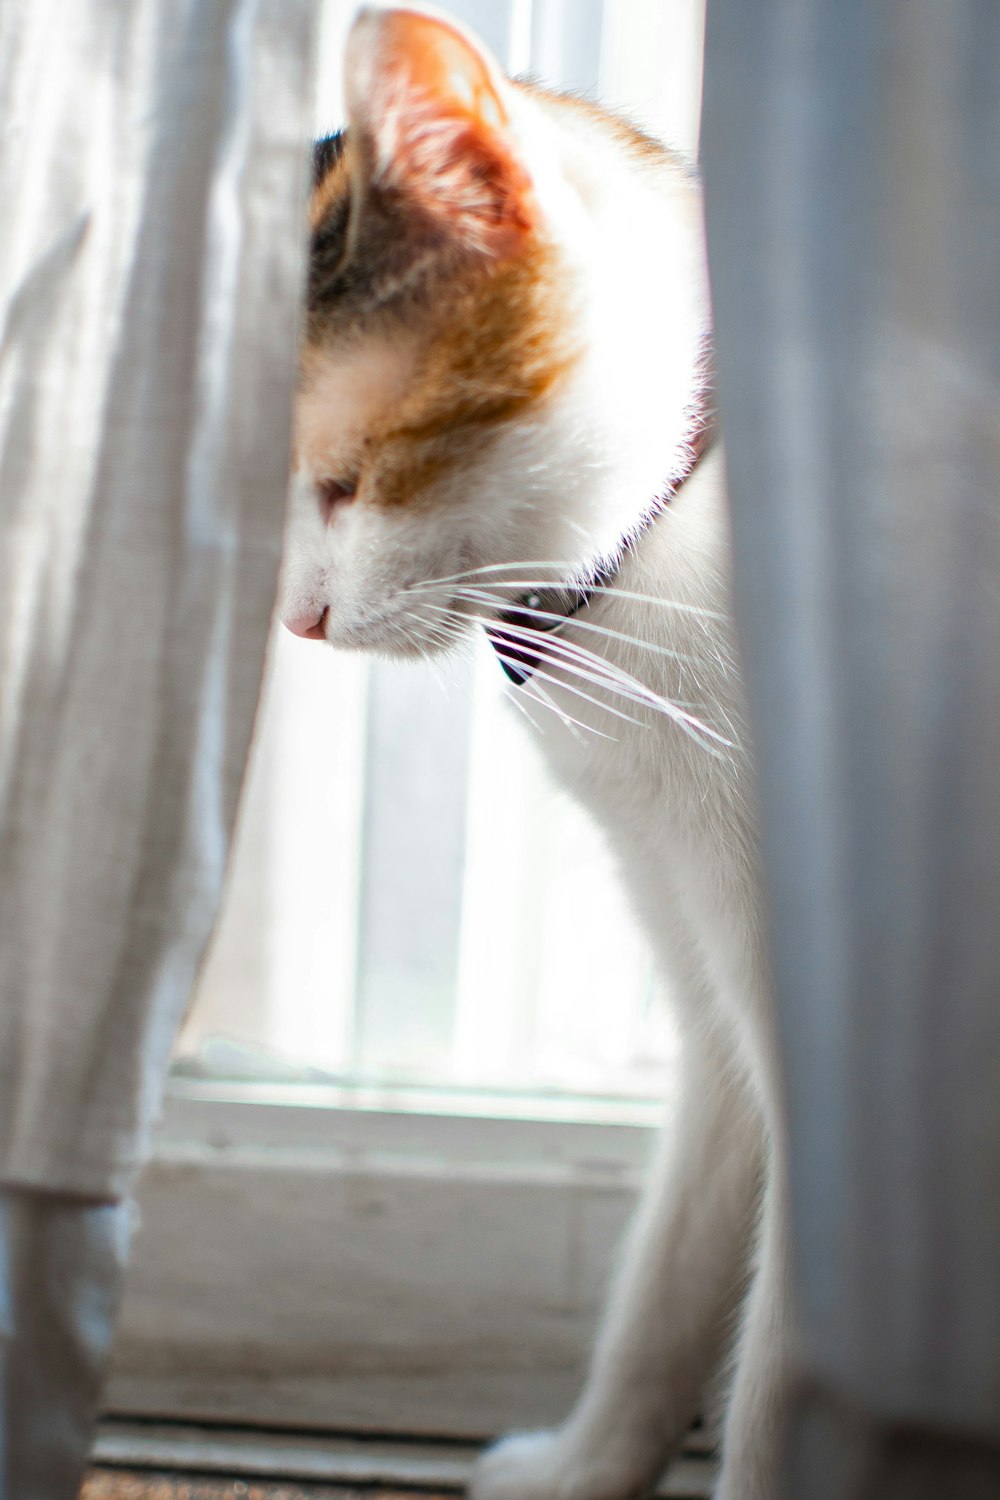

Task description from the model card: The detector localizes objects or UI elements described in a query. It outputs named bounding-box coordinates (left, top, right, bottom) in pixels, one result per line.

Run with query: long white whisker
left=398, top=611, right=475, bottom=692
left=517, top=678, right=615, bottom=742
left=488, top=644, right=647, bottom=729
left=419, top=602, right=658, bottom=711
left=406, top=572, right=725, bottom=622
left=421, top=601, right=730, bottom=751
left=400, top=619, right=463, bottom=690
left=503, top=681, right=543, bottom=734
left=403, top=602, right=665, bottom=724
left=402, top=600, right=466, bottom=641
left=447, top=587, right=701, bottom=667
left=405, top=560, right=579, bottom=589
left=404, top=603, right=632, bottom=732
left=460, top=615, right=668, bottom=721
left=520, top=678, right=582, bottom=741
left=401, top=612, right=460, bottom=653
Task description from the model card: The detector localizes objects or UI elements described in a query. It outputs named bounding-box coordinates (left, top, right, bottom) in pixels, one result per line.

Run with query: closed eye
left=317, top=476, right=358, bottom=523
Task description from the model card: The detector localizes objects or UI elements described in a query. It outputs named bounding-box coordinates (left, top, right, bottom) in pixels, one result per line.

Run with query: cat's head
left=281, top=4, right=708, bottom=653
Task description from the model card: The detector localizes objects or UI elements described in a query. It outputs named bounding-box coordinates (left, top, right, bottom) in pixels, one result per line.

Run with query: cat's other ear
left=344, top=5, right=537, bottom=259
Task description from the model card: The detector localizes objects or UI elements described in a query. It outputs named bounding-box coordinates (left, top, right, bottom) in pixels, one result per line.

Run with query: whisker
left=583, top=585, right=726, bottom=621
left=519, top=679, right=583, bottom=741
left=447, top=587, right=701, bottom=667
left=405, top=560, right=579, bottom=589
left=460, top=615, right=668, bottom=720
left=406, top=571, right=726, bottom=622
left=517, top=678, right=615, bottom=743
left=503, top=682, right=547, bottom=736
left=402, top=615, right=457, bottom=653
left=403, top=602, right=659, bottom=724
left=399, top=611, right=470, bottom=686
left=402, top=602, right=465, bottom=642
left=419, top=601, right=658, bottom=709
left=488, top=643, right=648, bottom=729
left=421, top=602, right=730, bottom=751
left=403, top=608, right=639, bottom=737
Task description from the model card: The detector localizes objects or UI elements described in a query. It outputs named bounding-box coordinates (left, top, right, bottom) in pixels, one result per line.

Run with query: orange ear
left=344, top=6, right=536, bottom=258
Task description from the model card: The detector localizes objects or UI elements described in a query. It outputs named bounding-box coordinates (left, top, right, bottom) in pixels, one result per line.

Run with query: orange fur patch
left=303, top=131, right=581, bottom=509
left=370, top=242, right=579, bottom=506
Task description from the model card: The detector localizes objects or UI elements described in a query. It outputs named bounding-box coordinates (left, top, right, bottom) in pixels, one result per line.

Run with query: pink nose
left=284, top=608, right=328, bottom=641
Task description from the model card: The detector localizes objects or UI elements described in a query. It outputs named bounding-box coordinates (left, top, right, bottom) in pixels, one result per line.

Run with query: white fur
left=461, top=457, right=789, bottom=1500
left=281, top=11, right=791, bottom=1497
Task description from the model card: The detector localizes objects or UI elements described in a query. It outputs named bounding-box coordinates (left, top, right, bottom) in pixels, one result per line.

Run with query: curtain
left=702, top=1, right=1000, bottom=1495
left=0, top=0, right=316, bottom=1490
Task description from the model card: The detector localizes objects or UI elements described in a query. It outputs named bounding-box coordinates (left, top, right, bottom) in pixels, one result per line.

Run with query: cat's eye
left=317, top=475, right=357, bottom=524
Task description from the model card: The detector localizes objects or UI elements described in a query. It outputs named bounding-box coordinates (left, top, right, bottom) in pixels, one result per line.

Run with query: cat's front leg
left=469, top=1016, right=765, bottom=1500
left=712, top=1147, right=793, bottom=1500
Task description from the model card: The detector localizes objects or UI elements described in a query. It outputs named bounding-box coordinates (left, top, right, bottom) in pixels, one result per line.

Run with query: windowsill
left=163, top=1075, right=668, bottom=1132
left=92, top=1421, right=717, bottom=1499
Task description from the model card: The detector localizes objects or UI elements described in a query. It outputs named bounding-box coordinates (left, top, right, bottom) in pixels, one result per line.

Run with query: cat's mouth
left=284, top=578, right=561, bottom=665
left=285, top=590, right=483, bottom=659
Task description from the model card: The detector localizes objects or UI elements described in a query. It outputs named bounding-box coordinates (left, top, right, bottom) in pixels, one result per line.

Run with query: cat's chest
left=517, top=672, right=723, bottom=869
left=513, top=662, right=760, bottom=1007
left=503, top=566, right=749, bottom=916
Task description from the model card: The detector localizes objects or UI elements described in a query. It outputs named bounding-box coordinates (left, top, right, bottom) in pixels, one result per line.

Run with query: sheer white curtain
left=703, top=1, right=1000, bottom=1492
left=0, top=1, right=317, bottom=1491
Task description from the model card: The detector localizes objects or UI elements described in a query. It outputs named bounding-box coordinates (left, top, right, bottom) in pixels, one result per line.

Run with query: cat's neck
left=488, top=400, right=717, bottom=686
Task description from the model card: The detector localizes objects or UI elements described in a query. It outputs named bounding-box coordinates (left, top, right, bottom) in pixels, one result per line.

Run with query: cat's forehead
left=295, top=335, right=417, bottom=480
left=296, top=254, right=577, bottom=508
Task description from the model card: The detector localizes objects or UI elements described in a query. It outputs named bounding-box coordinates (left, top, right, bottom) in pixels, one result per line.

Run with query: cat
left=280, top=7, right=788, bottom=1499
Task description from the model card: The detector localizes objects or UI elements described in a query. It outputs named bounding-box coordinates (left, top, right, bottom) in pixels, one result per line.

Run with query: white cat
left=281, top=7, right=789, bottom=1497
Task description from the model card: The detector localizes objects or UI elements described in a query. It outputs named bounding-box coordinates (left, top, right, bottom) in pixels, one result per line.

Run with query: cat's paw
left=469, top=1429, right=642, bottom=1500
left=469, top=1431, right=574, bottom=1500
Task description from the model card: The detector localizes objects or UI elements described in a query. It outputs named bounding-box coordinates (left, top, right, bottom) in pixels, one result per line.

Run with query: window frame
left=108, top=1080, right=658, bottom=1438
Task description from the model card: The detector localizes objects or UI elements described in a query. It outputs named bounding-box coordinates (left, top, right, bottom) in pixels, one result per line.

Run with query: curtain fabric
left=0, top=0, right=316, bottom=1489
left=702, top=2, right=1000, bottom=1495
left=0, top=0, right=316, bottom=1197
left=0, top=1194, right=130, bottom=1495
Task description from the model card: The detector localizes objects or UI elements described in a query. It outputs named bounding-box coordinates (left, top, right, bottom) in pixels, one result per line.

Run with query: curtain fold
left=0, top=0, right=317, bottom=1200
left=0, top=1, right=316, bottom=1490
left=0, top=1194, right=131, bottom=1495
left=702, top=1, right=1000, bottom=1493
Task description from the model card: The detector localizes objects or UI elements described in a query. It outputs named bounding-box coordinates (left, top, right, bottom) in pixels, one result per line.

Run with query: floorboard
left=84, top=1473, right=446, bottom=1500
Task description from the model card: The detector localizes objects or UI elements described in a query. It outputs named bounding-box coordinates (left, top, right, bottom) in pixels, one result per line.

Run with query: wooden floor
left=84, top=1472, right=449, bottom=1500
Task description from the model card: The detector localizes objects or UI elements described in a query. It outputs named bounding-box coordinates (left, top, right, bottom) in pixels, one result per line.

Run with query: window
left=100, top=3, right=713, bottom=1491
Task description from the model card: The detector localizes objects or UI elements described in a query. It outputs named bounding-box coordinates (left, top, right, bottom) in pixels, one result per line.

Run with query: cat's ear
left=344, top=5, right=537, bottom=259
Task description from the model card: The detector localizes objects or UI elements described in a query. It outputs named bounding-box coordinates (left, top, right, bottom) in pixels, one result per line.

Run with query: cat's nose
left=284, top=607, right=329, bottom=641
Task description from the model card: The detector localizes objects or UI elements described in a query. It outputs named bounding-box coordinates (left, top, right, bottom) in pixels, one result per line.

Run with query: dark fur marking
left=309, top=172, right=451, bottom=331
left=312, top=131, right=346, bottom=189
left=309, top=195, right=352, bottom=309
